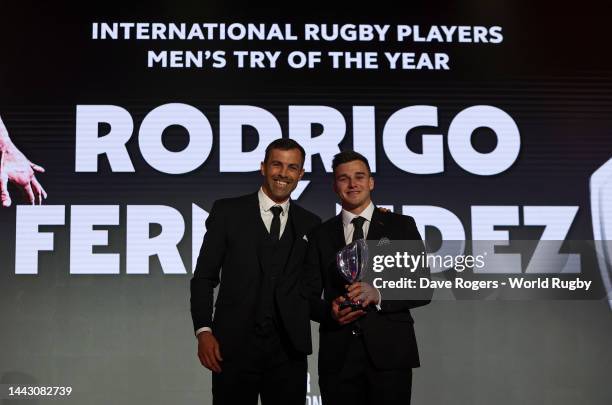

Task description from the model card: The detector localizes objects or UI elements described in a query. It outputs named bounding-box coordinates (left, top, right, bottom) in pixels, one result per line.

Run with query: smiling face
left=333, top=159, right=374, bottom=214
left=260, top=148, right=305, bottom=203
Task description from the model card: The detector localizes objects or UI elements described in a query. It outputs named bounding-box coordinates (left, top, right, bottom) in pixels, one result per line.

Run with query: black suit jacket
left=190, top=192, right=321, bottom=359
left=305, top=208, right=432, bottom=372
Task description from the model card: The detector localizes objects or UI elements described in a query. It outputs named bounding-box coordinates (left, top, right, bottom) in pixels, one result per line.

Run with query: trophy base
left=339, top=300, right=363, bottom=311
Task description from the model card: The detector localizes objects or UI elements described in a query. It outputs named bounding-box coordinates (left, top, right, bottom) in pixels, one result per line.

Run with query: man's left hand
left=346, top=282, right=380, bottom=308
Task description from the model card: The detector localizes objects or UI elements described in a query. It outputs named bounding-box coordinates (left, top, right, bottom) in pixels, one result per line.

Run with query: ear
left=260, top=161, right=265, bottom=176
left=297, top=168, right=305, bottom=181
left=369, top=176, right=375, bottom=191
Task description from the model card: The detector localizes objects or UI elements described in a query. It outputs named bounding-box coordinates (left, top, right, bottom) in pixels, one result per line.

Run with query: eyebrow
left=271, top=160, right=301, bottom=167
left=336, top=171, right=368, bottom=178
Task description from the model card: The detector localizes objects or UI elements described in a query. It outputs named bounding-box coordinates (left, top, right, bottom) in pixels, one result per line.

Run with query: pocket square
left=302, top=235, right=308, bottom=242
left=377, top=237, right=391, bottom=246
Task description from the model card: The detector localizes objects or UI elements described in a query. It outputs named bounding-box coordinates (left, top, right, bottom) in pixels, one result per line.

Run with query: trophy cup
left=336, top=238, right=369, bottom=310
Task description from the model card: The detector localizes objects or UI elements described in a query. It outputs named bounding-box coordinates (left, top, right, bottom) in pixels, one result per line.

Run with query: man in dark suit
left=305, top=151, right=432, bottom=405
left=190, top=138, right=320, bottom=405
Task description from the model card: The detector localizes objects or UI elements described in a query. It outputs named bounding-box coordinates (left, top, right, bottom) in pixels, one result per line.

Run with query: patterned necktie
left=351, top=216, right=366, bottom=242
left=270, top=205, right=283, bottom=241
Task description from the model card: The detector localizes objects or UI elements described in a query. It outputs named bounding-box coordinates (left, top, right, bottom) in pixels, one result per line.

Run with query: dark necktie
left=351, top=216, right=366, bottom=242
left=270, top=205, right=283, bottom=241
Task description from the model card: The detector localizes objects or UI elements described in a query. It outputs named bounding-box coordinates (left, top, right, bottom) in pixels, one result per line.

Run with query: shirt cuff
left=375, top=287, right=382, bottom=311
left=195, top=327, right=212, bottom=337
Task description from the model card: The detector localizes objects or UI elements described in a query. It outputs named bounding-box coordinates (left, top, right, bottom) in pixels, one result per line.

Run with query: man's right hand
left=0, top=126, right=47, bottom=207
left=197, top=331, right=223, bottom=373
left=331, top=296, right=365, bottom=326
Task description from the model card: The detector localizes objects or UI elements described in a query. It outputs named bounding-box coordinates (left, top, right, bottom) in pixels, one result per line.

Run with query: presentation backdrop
left=1, top=3, right=611, bottom=404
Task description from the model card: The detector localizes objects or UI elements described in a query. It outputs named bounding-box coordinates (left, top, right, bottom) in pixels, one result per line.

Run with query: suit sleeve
left=190, top=200, right=227, bottom=333
left=379, top=216, right=433, bottom=314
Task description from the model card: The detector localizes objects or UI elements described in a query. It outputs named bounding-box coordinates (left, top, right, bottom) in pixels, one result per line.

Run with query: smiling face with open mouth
left=333, top=159, right=375, bottom=214
left=260, top=147, right=305, bottom=203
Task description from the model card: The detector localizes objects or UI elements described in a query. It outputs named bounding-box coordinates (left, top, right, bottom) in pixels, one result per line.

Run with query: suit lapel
left=282, top=204, right=304, bottom=275
left=249, top=192, right=269, bottom=275
left=259, top=199, right=309, bottom=279
left=326, top=215, right=348, bottom=287
left=280, top=202, right=317, bottom=279
left=332, top=214, right=346, bottom=250
left=366, top=206, right=386, bottom=242
left=288, top=203, right=306, bottom=241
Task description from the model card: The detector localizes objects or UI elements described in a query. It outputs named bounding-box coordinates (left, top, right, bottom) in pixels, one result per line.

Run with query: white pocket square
left=377, top=237, right=391, bottom=246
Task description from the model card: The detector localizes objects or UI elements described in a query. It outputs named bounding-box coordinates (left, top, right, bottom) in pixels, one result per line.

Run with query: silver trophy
left=336, top=238, right=369, bottom=310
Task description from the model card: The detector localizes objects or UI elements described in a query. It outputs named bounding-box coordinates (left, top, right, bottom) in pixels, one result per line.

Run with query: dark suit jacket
left=190, top=192, right=321, bottom=359
left=305, top=208, right=432, bottom=372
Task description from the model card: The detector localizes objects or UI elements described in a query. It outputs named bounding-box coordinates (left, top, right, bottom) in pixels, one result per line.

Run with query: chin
left=345, top=197, right=361, bottom=206
left=273, top=191, right=291, bottom=201
left=343, top=202, right=359, bottom=210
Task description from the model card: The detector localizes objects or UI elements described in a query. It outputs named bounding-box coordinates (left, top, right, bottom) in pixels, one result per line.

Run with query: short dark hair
left=264, top=138, right=306, bottom=167
left=332, top=150, right=372, bottom=174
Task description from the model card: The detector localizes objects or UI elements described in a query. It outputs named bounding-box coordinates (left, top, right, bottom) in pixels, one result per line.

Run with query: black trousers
left=319, top=334, right=413, bottom=405
left=212, top=325, right=307, bottom=405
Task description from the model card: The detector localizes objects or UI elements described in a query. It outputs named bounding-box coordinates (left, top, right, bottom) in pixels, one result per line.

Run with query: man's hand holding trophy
left=332, top=238, right=379, bottom=325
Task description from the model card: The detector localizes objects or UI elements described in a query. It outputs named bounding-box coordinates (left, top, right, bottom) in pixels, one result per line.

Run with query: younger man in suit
left=305, top=150, right=432, bottom=405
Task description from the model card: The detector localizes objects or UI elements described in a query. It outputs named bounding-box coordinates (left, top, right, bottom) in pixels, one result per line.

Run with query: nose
left=279, top=165, right=289, bottom=178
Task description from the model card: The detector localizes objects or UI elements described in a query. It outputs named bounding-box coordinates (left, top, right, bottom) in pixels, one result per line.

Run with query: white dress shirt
left=257, top=187, right=290, bottom=237
left=196, top=188, right=290, bottom=337
left=341, top=201, right=375, bottom=243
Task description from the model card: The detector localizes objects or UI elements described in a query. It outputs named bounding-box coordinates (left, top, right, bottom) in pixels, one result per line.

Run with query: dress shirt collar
left=341, top=201, right=375, bottom=227
left=258, top=187, right=290, bottom=216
